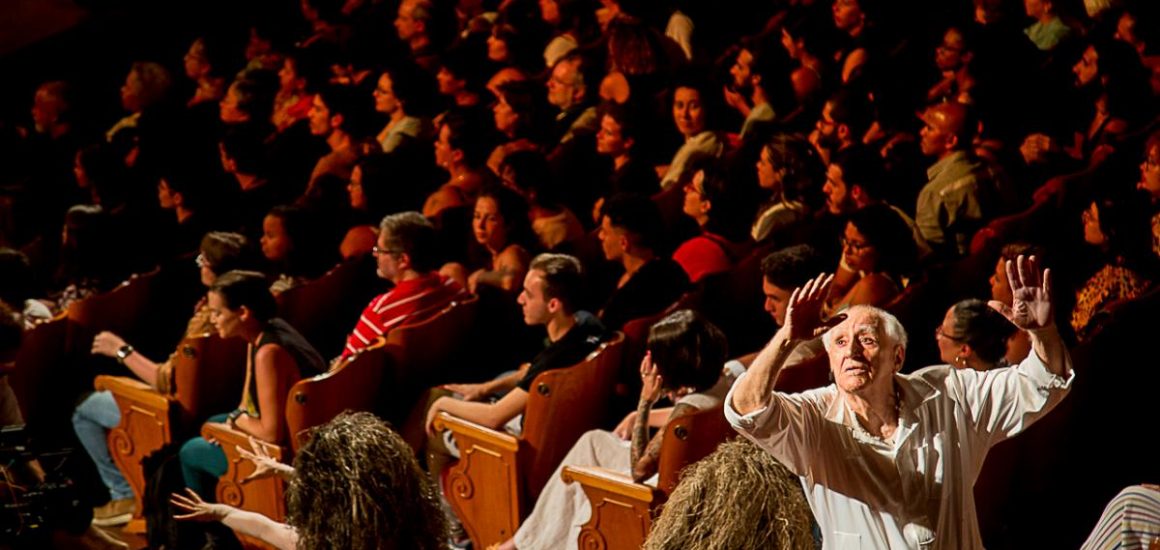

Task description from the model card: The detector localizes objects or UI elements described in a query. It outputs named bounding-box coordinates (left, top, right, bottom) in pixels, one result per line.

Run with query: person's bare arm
left=631, top=402, right=696, bottom=483
left=989, top=255, right=1068, bottom=377
left=732, top=274, right=833, bottom=416
left=92, top=332, right=162, bottom=387
left=426, top=388, right=530, bottom=436
left=171, top=489, right=298, bottom=550
left=234, top=345, right=296, bottom=442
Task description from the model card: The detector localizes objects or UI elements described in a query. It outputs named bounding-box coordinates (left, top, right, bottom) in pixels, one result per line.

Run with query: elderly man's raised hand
left=989, top=255, right=1053, bottom=331
left=783, top=273, right=838, bottom=342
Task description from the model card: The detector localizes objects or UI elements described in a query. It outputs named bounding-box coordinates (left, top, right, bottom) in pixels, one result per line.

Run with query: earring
left=954, top=355, right=966, bottom=367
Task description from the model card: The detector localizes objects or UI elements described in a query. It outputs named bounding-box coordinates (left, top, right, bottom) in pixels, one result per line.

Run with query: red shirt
left=340, top=273, right=466, bottom=360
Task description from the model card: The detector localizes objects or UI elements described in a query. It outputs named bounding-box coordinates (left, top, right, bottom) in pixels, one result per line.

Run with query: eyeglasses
left=372, top=245, right=404, bottom=257
left=935, top=325, right=963, bottom=342
left=840, top=237, right=872, bottom=253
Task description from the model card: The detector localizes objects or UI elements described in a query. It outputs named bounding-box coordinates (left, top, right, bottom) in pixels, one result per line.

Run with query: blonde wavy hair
left=644, top=438, right=815, bottom=550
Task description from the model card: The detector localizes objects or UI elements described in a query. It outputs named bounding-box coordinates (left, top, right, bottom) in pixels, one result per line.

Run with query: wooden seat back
left=67, top=269, right=162, bottom=356
left=276, top=256, right=387, bottom=359
left=9, top=316, right=70, bottom=432
left=519, top=332, right=626, bottom=501
left=170, top=335, right=250, bottom=427
left=285, top=341, right=388, bottom=452
left=655, top=404, right=734, bottom=496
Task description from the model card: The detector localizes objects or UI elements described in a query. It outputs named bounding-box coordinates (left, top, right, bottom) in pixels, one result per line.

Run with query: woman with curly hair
left=644, top=438, right=815, bottom=550
left=172, top=411, right=448, bottom=550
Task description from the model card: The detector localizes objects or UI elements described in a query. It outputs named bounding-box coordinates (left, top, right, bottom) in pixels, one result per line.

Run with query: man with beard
left=809, top=88, right=871, bottom=165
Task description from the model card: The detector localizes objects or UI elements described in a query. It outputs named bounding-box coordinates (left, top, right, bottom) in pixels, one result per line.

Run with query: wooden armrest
left=561, top=465, right=656, bottom=504
left=95, top=375, right=169, bottom=409
left=434, top=412, right=519, bottom=451
left=433, top=412, right=522, bottom=549
left=200, top=423, right=288, bottom=524
left=563, top=465, right=659, bottom=550
left=94, top=375, right=177, bottom=533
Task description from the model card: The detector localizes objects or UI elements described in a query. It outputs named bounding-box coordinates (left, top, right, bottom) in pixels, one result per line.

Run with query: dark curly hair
left=286, top=412, right=449, bottom=550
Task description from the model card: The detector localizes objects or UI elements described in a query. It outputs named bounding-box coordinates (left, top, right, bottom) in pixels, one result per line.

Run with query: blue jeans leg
left=72, top=390, right=133, bottom=500
left=179, top=413, right=230, bottom=501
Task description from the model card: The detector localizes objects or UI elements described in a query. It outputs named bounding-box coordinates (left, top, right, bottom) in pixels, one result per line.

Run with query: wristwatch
left=115, top=344, right=135, bottom=364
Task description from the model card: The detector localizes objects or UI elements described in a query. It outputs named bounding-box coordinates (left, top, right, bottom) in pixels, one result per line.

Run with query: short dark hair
left=439, top=108, right=494, bottom=168
left=827, top=88, right=872, bottom=139
left=847, top=204, right=917, bottom=278
left=647, top=310, right=728, bottom=392
left=949, top=298, right=1015, bottom=364
left=597, top=101, right=641, bottom=144
left=317, top=83, right=375, bottom=139
left=529, top=253, right=584, bottom=313
left=761, top=244, right=826, bottom=291
left=210, top=270, right=277, bottom=322
left=379, top=212, right=439, bottom=272
left=600, top=193, right=663, bottom=252
left=200, top=232, right=252, bottom=276
left=831, top=146, right=884, bottom=200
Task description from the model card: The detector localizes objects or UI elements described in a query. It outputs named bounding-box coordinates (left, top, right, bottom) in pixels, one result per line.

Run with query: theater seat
left=562, top=404, right=735, bottom=550
left=95, top=334, right=248, bottom=533
left=434, top=333, right=625, bottom=549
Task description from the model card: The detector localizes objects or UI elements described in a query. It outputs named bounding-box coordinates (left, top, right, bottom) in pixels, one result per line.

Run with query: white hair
left=821, top=305, right=908, bottom=353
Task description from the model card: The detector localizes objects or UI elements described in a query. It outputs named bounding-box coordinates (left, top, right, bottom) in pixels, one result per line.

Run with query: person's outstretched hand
left=170, top=488, right=229, bottom=522
left=989, top=255, right=1053, bottom=331
left=782, top=273, right=840, bottom=341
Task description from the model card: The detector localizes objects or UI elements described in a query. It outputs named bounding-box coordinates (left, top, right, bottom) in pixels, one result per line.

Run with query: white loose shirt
left=726, top=351, right=1073, bottom=549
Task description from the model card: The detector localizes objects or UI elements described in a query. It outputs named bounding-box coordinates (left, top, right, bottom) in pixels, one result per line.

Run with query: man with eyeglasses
left=338, top=212, right=466, bottom=362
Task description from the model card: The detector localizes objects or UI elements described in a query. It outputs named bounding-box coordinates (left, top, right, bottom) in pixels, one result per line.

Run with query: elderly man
left=727, top=256, right=1072, bottom=549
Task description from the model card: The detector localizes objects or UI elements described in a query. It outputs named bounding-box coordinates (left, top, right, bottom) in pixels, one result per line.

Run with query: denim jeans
left=72, top=390, right=133, bottom=500
left=179, top=413, right=230, bottom=501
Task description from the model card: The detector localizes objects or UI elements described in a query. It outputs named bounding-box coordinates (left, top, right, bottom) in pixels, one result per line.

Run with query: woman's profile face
left=473, top=197, right=509, bottom=250
left=261, top=214, right=292, bottom=262
left=841, top=222, right=879, bottom=272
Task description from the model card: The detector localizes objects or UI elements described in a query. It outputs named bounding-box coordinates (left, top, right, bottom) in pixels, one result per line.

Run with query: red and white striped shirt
left=340, top=273, right=466, bottom=360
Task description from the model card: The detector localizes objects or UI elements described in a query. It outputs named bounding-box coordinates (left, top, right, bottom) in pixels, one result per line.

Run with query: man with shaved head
left=727, top=256, right=1072, bottom=549
left=915, top=102, right=999, bottom=258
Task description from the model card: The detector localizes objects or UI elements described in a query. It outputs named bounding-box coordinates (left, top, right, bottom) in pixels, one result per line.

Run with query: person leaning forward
left=727, top=255, right=1072, bottom=549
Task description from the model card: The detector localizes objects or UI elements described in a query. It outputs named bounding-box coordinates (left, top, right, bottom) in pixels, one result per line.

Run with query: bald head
left=919, top=102, right=974, bottom=158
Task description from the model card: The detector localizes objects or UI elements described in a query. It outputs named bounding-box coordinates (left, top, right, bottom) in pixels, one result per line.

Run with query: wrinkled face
left=730, top=48, right=753, bottom=90
left=596, top=114, right=629, bottom=156
left=672, top=87, right=705, bottom=138
left=348, top=166, right=367, bottom=210
left=598, top=215, right=626, bottom=261
left=547, top=60, right=580, bottom=110
left=763, top=278, right=792, bottom=326
left=1082, top=202, right=1105, bottom=246
left=1137, top=144, right=1160, bottom=197
left=493, top=95, right=519, bottom=135
left=395, top=0, right=421, bottom=41
left=841, top=221, right=878, bottom=272
left=935, top=306, right=965, bottom=365
left=374, top=73, right=401, bottom=114
left=487, top=31, right=509, bottom=61
left=539, top=0, right=560, bottom=25
left=823, top=164, right=852, bottom=215
left=208, top=290, right=243, bottom=339
left=157, top=179, right=177, bottom=210
left=260, top=214, right=291, bottom=262
left=1073, top=46, right=1099, bottom=88
left=935, top=28, right=966, bottom=72
left=184, top=39, right=210, bottom=80
left=756, top=146, right=783, bottom=192
left=308, top=94, right=332, bottom=135
left=832, top=0, right=864, bottom=33
left=682, top=170, right=711, bottom=223
left=434, top=124, right=455, bottom=168
left=473, top=197, right=509, bottom=249
left=518, top=269, right=551, bottom=325
left=990, top=258, right=1013, bottom=305
left=827, top=309, right=901, bottom=395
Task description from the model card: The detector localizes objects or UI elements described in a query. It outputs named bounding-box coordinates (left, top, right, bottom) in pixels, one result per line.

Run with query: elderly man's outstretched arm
left=732, top=273, right=834, bottom=416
